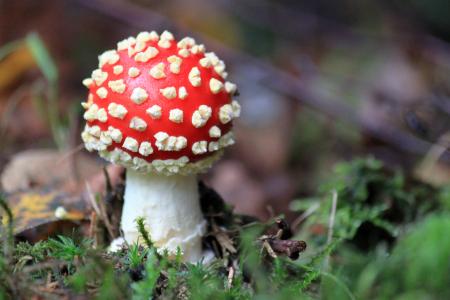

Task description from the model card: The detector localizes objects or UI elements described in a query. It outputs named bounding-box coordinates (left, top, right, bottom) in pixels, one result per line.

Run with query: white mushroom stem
left=120, top=169, right=206, bottom=262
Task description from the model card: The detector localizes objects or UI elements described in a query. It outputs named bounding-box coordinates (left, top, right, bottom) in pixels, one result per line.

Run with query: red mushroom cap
left=81, top=31, right=240, bottom=175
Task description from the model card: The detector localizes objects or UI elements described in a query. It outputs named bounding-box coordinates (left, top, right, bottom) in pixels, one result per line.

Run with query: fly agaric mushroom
left=81, top=31, right=240, bottom=262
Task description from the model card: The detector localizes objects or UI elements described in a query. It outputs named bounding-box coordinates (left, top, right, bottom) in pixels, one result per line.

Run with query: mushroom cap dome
left=81, top=31, right=240, bottom=175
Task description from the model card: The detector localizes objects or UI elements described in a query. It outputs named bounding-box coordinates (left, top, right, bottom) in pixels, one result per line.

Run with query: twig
left=275, top=218, right=293, bottom=239
left=327, top=191, right=338, bottom=245
left=88, top=211, right=97, bottom=237
left=103, top=167, right=113, bottom=193
left=262, top=240, right=278, bottom=259
left=85, top=182, right=101, bottom=215
left=85, top=182, right=115, bottom=239
left=323, top=190, right=338, bottom=271
left=227, top=266, right=235, bottom=289
left=417, top=132, right=450, bottom=175
left=88, top=211, right=98, bottom=247
left=55, top=144, right=85, bottom=165
left=291, top=202, right=320, bottom=231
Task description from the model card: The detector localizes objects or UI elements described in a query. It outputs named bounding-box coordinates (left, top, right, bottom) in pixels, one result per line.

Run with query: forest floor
left=1, top=157, right=449, bottom=299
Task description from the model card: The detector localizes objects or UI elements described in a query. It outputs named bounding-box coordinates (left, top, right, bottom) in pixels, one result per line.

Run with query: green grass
left=1, top=158, right=449, bottom=299
left=0, top=33, right=70, bottom=150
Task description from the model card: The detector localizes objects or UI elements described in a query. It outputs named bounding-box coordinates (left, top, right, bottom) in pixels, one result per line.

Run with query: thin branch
left=227, top=266, right=235, bottom=289
left=291, top=202, right=320, bottom=231
left=323, top=190, right=338, bottom=270
left=416, top=132, right=450, bottom=179
left=85, top=182, right=115, bottom=239
left=327, top=191, right=338, bottom=245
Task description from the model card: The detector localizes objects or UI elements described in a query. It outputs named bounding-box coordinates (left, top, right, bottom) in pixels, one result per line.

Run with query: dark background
left=0, top=0, right=449, bottom=220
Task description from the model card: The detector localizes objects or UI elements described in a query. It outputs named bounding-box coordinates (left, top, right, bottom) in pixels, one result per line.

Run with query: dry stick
left=46, top=272, right=52, bottom=286
left=67, top=111, right=82, bottom=181
left=55, top=143, right=85, bottom=165
left=85, top=182, right=101, bottom=215
left=262, top=240, right=278, bottom=259
left=323, top=190, right=338, bottom=271
left=88, top=211, right=97, bottom=238
left=96, top=200, right=116, bottom=240
left=85, top=182, right=115, bottom=240
left=417, top=132, right=450, bottom=175
left=291, top=202, right=320, bottom=231
left=75, top=0, right=449, bottom=161
left=103, top=167, right=113, bottom=193
left=88, top=211, right=98, bottom=247
left=227, top=266, right=235, bottom=289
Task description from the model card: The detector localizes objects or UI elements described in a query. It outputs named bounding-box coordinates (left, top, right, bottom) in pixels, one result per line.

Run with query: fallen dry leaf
left=0, top=149, right=125, bottom=239
left=0, top=44, right=35, bottom=92
left=2, top=190, right=86, bottom=234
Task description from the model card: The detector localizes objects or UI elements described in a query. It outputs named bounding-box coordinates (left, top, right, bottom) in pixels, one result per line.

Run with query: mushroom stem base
left=121, top=169, right=206, bottom=262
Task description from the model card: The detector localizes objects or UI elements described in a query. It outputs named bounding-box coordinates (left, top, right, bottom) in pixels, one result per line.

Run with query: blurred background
left=0, top=0, right=449, bottom=223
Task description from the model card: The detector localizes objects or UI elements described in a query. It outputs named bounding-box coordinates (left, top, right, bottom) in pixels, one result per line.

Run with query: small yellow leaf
left=2, top=191, right=87, bottom=234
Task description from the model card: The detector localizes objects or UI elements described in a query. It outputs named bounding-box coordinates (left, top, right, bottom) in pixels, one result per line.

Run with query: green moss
left=1, top=158, right=450, bottom=299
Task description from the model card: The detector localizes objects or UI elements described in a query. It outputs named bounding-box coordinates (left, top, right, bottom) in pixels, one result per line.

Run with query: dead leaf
left=211, top=222, right=237, bottom=254
left=0, top=148, right=126, bottom=240
left=0, top=44, right=35, bottom=92
left=2, top=190, right=87, bottom=234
